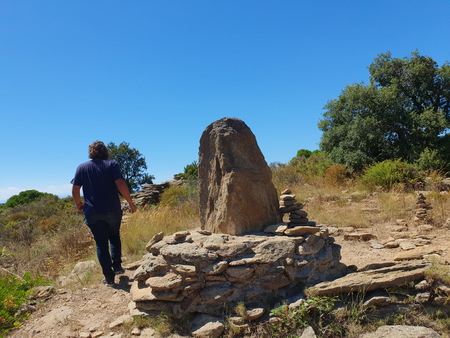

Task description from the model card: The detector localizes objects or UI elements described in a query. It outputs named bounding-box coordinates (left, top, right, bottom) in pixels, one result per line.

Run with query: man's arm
left=115, top=179, right=138, bottom=213
left=72, top=185, right=84, bottom=211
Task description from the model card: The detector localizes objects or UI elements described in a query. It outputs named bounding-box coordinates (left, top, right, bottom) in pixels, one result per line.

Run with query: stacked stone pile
left=413, top=193, right=432, bottom=224
left=279, top=189, right=316, bottom=227
left=130, top=182, right=171, bottom=207
left=131, top=227, right=346, bottom=318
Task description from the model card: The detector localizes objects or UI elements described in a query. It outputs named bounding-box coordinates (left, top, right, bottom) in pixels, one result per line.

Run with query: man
left=72, top=141, right=137, bottom=286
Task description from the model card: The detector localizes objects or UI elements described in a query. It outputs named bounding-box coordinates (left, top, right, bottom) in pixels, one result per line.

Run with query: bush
left=325, top=164, right=348, bottom=187
left=5, top=190, right=54, bottom=209
left=416, top=148, right=448, bottom=173
left=360, top=159, right=418, bottom=191
left=0, top=272, right=47, bottom=335
left=179, top=161, right=198, bottom=179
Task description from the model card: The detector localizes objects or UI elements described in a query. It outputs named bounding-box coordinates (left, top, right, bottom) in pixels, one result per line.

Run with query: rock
left=59, top=260, right=97, bottom=286
left=415, top=280, right=430, bottom=291
left=300, top=326, right=317, bottom=338
left=246, top=307, right=265, bottom=321
left=264, top=223, right=289, bottom=234
left=285, top=226, right=320, bottom=236
left=394, top=246, right=440, bottom=261
left=359, top=325, right=440, bottom=338
left=145, top=232, right=165, bottom=252
left=309, top=261, right=430, bottom=296
left=109, top=314, right=133, bottom=329
left=344, top=233, right=376, bottom=241
left=414, top=292, right=430, bottom=303
left=399, top=241, right=416, bottom=251
left=191, top=314, right=225, bottom=338
left=363, top=296, right=390, bottom=307
left=198, top=117, right=280, bottom=235
left=131, top=328, right=141, bottom=336
left=29, top=286, right=55, bottom=300
left=370, top=243, right=384, bottom=249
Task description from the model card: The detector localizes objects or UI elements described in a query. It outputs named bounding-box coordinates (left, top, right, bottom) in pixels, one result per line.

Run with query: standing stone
left=199, top=117, right=280, bottom=235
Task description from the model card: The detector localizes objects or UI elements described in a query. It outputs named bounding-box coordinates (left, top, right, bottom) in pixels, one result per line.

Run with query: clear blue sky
left=1, top=0, right=449, bottom=202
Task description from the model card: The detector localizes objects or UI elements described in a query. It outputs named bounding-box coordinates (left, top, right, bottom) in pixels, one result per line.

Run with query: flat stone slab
left=394, top=246, right=441, bottom=261
left=285, top=226, right=320, bottom=236
left=359, top=325, right=440, bottom=338
left=308, top=261, right=430, bottom=296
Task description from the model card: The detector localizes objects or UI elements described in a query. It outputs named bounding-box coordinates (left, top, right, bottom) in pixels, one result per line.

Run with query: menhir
left=199, top=117, right=280, bottom=235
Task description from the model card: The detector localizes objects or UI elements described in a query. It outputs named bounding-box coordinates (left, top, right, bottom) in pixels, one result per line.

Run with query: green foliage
left=319, top=51, right=450, bottom=171
left=296, top=149, right=312, bottom=159
left=360, top=159, right=418, bottom=191
left=107, top=141, right=154, bottom=192
left=292, top=151, right=335, bottom=179
left=416, top=148, right=448, bottom=173
left=179, top=161, right=198, bottom=179
left=5, top=190, right=54, bottom=209
left=0, top=272, right=47, bottom=335
left=159, top=183, right=199, bottom=208
left=269, top=296, right=339, bottom=337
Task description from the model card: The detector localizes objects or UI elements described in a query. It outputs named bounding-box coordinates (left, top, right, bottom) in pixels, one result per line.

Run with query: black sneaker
left=102, top=277, right=115, bottom=286
left=113, top=267, right=125, bottom=275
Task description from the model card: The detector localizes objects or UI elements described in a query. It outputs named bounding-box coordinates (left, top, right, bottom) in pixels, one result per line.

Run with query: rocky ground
left=8, top=195, right=450, bottom=338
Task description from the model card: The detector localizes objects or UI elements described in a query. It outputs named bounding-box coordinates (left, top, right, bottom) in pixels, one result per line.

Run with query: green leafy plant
left=360, top=159, right=418, bottom=191
left=0, top=272, right=47, bottom=335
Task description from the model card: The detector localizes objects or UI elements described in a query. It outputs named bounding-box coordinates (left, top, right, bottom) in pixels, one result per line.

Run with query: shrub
left=5, top=190, right=54, bottom=209
left=360, top=160, right=418, bottom=191
left=416, top=148, right=448, bottom=173
left=179, top=161, right=198, bottom=179
left=325, top=164, right=348, bottom=187
left=0, top=272, right=47, bottom=335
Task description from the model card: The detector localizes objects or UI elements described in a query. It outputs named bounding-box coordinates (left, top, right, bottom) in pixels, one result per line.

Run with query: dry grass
left=121, top=200, right=199, bottom=258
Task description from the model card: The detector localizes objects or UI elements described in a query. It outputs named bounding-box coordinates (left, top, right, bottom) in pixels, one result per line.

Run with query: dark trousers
left=84, top=210, right=123, bottom=280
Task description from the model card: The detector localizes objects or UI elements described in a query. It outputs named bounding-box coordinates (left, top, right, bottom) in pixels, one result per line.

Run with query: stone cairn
left=413, top=193, right=432, bottom=224
left=130, top=175, right=184, bottom=208
left=131, top=226, right=346, bottom=320
left=279, top=189, right=316, bottom=227
left=130, top=118, right=347, bottom=331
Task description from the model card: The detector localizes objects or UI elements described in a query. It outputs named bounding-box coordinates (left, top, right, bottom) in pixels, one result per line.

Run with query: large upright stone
left=199, top=117, right=280, bottom=235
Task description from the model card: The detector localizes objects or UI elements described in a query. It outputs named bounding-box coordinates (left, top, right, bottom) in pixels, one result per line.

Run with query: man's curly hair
left=88, top=141, right=109, bottom=160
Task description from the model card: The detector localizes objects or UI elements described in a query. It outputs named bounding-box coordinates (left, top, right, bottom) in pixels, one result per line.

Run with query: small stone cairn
left=413, top=193, right=432, bottom=224
left=279, top=189, right=315, bottom=227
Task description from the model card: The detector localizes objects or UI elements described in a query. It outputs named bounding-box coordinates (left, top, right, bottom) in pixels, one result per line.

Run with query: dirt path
left=9, top=273, right=135, bottom=338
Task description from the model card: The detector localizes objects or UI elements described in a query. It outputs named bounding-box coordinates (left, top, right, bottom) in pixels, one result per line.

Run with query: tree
left=180, top=161, right=198, bottom=179
left=107, top=142, right=154, bottom=192
left=319, top=51, right=450, bottom=171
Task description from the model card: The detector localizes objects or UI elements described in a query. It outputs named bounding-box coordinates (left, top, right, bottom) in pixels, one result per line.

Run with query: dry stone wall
left=131, top=227, right=346, bottom=317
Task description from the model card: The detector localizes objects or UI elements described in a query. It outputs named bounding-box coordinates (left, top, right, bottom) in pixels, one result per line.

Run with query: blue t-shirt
left=72, top=160, right=124, bottom=213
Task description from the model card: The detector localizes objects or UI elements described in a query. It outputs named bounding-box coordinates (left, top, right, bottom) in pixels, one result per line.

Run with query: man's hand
left=129, top=202, right=138, bottom=213
left=76, top=202, right=84, bottom=211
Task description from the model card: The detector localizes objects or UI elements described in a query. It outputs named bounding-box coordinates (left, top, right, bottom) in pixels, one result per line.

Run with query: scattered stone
left=370, top=243, right=384, bottom=249
left=343, top=233, right=376, bottom=241
left=109, top=314, right=134, bottom=329
left=359, top=325, right=440, bottom=338
left=394, top=246, right=440, bottom=261
left=199, top=117, right=280, bottom=235
left=131, top=328, right=141, bottom=336
left=58, top=261, right=97, bottom=286
left=191, top=314, right=225, bottom=338
left=414, top=292, right=430, bottom=303
left=245, top=307, right=265, bottom=321
left=309, top=261, right=430, bottom=296
left=300, top=326, right=317, bottom=338
left=383, top=241, right=399, bottom=248
left=29, top=286, right=55, bottom=300
left=399, top=241, right=416, bottom=251
left=363, top=296, right=390, bottom=307
left=415, top=280, right=431, bottom=291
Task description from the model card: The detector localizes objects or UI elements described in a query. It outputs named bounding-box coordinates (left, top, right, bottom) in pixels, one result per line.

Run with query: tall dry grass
left=121, top=185, right=200, bottom=259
